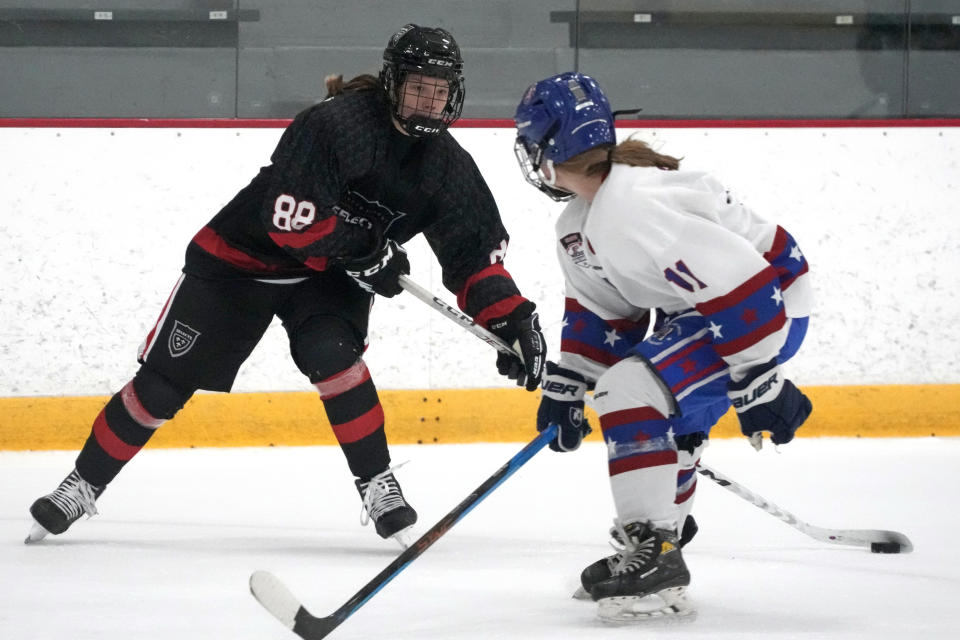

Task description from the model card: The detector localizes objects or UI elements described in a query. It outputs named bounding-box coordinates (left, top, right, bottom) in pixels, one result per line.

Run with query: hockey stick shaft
left=398, top=275, right=516, bottom=355
left=697, top=463, right=913, bottom=552
left=251, top=423, right=559, bottom=640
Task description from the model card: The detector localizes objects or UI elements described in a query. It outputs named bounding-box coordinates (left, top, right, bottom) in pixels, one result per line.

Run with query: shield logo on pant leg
left=168, top=320, right=201, bottom=358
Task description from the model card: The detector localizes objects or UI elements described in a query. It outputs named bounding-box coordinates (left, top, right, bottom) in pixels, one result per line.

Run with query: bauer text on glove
left=727, top=358, right=812, bottom=451
left=341, top=238, right=410, bottom=298
left=537, top=362, right=592, bottom=452
left=488, top=302, right=546, bottom=391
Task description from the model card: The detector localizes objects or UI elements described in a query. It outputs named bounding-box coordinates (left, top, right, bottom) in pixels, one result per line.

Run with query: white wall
left=1, top=125, right=958, bottom=396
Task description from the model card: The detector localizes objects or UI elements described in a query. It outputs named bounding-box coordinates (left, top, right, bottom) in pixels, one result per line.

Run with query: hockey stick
left=250, top=423, right=558, bottom=639
left=397, top=274, right=516, bottom=355
left=697, top=464, right=913, bottom=553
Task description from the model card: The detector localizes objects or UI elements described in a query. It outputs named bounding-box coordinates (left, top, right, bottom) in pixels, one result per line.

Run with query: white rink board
left=1, top=126, right=958, bottom=396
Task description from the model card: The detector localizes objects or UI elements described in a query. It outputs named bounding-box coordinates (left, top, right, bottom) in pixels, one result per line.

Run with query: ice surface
left=2, top=437, right=958, bottom=639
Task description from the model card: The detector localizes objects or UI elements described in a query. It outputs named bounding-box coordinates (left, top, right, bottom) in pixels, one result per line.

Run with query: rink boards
left=1, top=384, right=957, bottom=450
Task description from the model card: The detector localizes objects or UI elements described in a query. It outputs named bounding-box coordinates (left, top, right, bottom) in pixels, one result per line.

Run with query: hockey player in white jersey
left=513, top=72, right=814, bottom=622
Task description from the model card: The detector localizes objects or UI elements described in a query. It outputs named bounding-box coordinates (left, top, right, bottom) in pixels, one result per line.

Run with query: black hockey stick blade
left=250, top=424, right=559, bottom=639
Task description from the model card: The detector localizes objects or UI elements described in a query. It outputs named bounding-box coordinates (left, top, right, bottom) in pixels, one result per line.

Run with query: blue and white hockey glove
left=727, top=358, right=812, bottom=451
left=537, top=362, right=592, bottom=452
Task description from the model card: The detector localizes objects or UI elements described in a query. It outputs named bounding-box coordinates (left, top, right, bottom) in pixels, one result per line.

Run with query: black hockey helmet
left=380, top=24, right=465, bottom=137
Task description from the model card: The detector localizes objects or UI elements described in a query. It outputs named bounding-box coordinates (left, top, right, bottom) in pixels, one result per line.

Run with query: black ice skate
left=26, top=469, right=104, bottom=543
left=589, top=521, right=694, bottom=623
left=574, top=515, right=698, bottom=600
left=356, top=466, right=417, bottom=548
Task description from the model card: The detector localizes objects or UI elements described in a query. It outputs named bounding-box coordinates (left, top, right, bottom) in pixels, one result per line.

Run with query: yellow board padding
left=0, top=384, right=957, bottom=451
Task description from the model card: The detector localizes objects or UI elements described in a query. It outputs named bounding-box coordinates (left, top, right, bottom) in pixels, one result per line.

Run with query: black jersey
left=183, top=89, right=527, bottom=324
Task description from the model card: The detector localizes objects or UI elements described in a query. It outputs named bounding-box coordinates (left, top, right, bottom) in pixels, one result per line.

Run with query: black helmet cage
left=380, top=25, right=465, bottom=136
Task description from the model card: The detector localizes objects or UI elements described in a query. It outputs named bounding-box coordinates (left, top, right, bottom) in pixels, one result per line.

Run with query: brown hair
left=324, top=73, right=382, bottom=98
left=557, top=138, right=681, bottom=177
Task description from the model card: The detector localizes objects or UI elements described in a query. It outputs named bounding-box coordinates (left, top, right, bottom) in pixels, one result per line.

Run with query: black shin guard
left=75, top=368, right=194, bottom=487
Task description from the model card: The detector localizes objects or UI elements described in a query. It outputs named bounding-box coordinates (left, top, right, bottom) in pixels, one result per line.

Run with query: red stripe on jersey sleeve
left=696, top=266, right=780, bottom=316
left=474, top=295, right=526, bottom=328
left=456, top=263, right=512, bottom=310
left=711, top=311, right=787, bottom=357
left=762, top=226, right=789, bottom=263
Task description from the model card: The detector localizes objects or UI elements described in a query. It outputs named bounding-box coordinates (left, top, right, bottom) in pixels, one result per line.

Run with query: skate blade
left=572, top=586, right=592, bottom=600
left=24, top=521, right=50, bottom=544
left=597, top=587, right=696, bottom=625
left=391, top=525, right=415, bottom=550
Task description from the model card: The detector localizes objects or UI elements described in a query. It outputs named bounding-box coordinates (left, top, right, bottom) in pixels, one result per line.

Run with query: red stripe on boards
left=3, top=118, right=959, bottom=129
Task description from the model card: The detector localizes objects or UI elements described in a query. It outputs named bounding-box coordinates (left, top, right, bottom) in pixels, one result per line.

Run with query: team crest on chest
left=168, top=320, right=200, bottom=358
left=561, top=232, right=601, bottom=271
left=335, top=190, right=407, bottom=232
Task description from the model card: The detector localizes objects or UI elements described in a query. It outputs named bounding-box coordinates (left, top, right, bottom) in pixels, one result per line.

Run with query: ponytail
left=557, top=138, right=681, bottom=176
left=324, top=73, right=382, bottom=98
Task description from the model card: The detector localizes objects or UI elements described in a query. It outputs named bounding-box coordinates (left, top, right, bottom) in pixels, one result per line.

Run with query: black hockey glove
left=537, top=362, right=592, bottom=452
left=488, top=302, right=546, bottom=392
left=341, top=238, right=410, bottom=298
left=727, top=358, right=813, bottom=451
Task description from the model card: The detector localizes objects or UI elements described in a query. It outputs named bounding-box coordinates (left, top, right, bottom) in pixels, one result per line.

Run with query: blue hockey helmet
left=513, top=72, right=615, bottom=201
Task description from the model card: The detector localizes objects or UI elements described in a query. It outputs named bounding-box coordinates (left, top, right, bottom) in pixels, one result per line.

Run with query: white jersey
left=555, top=163, right=813, bottom=383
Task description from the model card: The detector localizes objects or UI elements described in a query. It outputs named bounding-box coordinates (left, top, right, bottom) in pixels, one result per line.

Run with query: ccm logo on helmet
left=427, top=58, right=454, bottom=66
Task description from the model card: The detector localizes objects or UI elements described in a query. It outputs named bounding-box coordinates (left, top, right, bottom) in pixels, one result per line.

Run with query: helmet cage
left=382, top=64, right=464, bottom=136
left=513, top=134, right=575, bottom=202
left=380, top=25, right=465, bottom=137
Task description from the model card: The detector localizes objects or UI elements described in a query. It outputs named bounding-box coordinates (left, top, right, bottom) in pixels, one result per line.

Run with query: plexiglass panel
left=0, top=0, right=956, bottom=118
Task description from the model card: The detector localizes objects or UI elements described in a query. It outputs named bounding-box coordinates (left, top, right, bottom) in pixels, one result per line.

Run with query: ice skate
left=25, top=469, right=104, bottom=543
left=588, top=521, right=694, bottom=623
left=573, top=515, right=697, bottom=600
left=356, top=465, right=417, bottom=549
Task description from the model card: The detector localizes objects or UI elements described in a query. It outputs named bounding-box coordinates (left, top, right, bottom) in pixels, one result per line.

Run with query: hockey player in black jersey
left=26, top=24, right=546, bottom=547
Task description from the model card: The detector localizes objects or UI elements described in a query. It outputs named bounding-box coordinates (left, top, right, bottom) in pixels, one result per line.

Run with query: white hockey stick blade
left=697, top=464, right=914, bottom=553
left=597, top=587, right=696, bottom=625
left=802, top=524, right=914, bottom=553
left=250, top=570, right=301, bottom=630
left=24, top=521, right=50, bottom=544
